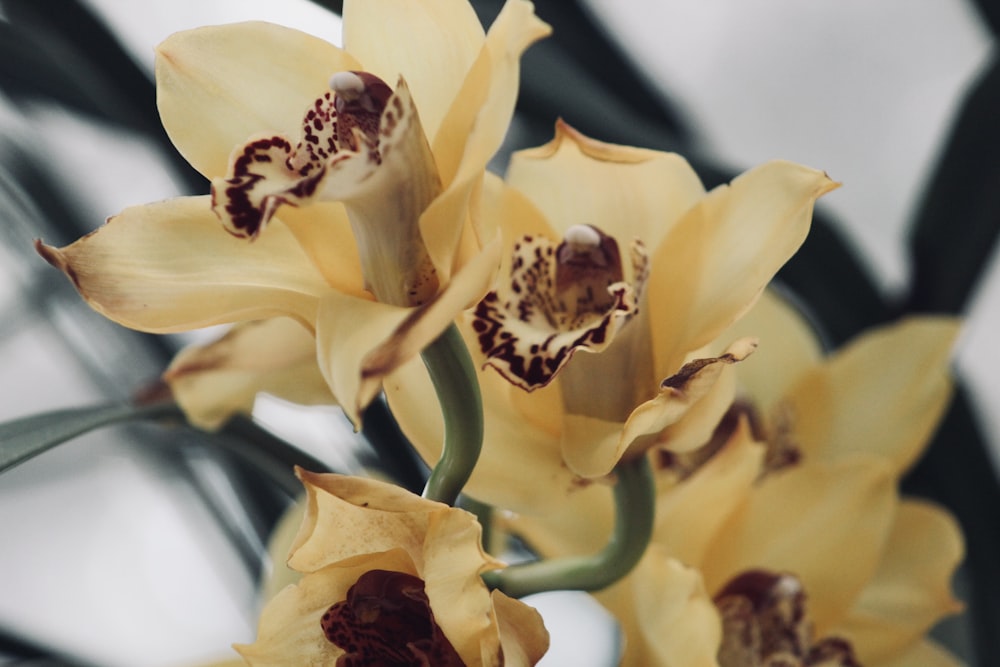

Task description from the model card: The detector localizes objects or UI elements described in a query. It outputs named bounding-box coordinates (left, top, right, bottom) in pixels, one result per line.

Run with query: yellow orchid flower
left=37, top=0, right=550, bottom=427
left=386, top=124, right=836, bottom=510
left=506, top=292, right=965, bottom=666
left=236, top=470, right=548, bottom=666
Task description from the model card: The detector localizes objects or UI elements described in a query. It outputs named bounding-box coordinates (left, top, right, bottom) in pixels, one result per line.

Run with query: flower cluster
left=35, top=0, right=966, bottom=664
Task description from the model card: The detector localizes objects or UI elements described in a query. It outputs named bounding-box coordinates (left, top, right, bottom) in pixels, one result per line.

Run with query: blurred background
left=1, top=0, right=997, bottom=665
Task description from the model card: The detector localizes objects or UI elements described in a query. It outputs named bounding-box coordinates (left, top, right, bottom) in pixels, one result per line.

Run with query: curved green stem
left=482, top=454, right=655, bottom=597
left=420, top=324, right=484, bottom=506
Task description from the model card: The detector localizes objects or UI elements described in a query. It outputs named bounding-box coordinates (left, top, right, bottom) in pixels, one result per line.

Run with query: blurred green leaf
left=906, top=55, right=1000, bottom=315
left=0, top=401, right=182, bottom=474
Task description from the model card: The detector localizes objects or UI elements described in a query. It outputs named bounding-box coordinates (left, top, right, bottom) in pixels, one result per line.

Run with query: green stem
left=482, top=454, right=655, bottom=597
left=420, top=324, right=484, bottom=505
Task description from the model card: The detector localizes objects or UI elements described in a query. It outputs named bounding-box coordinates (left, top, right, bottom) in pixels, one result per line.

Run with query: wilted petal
left=561, top=338, right=756, bottom=478
left=491, top=590, right=551, bottom=667
left=649, top=160, right=838, bottom=374
left=156, top=22, right=360, bottom=179
left=237, top=549, right=419, bottom=666
left=786, top=317, right=959, bottom=474
left=831, top=500, right=964, bottom=664
left=36, top=196, right=328, bottom=332
left=164, top=318, right=333, bottom=430
left=317, top=238, right=501, bottom=426
left=599, top=552, right=721, bottom=667
left=699, top=458, right=896, bottom=633
left=505, top=120, right=706, bottom=247
left=343, top=0, right=485, bottom=142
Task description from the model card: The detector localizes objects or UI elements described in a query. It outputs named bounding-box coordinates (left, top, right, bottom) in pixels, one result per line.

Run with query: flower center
left=329, top=71, right=394, bottom=153
left=554, top=224, right=625, bottom=322
left=321, top=569, right=464, bottom=666
left=714, top=570, right=861, bottom=667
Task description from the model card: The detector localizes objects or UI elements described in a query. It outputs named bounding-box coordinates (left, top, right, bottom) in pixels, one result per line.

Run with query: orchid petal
left=832, top=500, right=964, bottom=664
left=722, top=289, right=824, bottom=412
left=36, top=196, right=328, bottom=332
left=561, top=338, right=756, bottom=478
left=599, top=552, right=721, bottom=667
left=317, top=239, right=501, bottom=427
left=649, top=160, right=838, bottom=374
left=699, top=458, right=896, bottom=633
left=787, top=317, right=959, bottom=474
left=876, top=639, right=964, bottom=667
left=237, top=549, right=419, bottom=666
left=506, top=120, right=706, bottom=247
left=165, top=318, right=334, bottom=430
left=156, top=22, right=360, bottom=179
left=654, top=418, right=764, bottom=566
left=343, top=0, right=485, bottom=143
left=420, top=0, right=551, bottom=280
left=491, top=590, right=550, bottom=667
left=277, top=203, right=366, bottom=297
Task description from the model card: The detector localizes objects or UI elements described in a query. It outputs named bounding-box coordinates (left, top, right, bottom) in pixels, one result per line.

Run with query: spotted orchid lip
left=471, top=227, right=647, bottom=391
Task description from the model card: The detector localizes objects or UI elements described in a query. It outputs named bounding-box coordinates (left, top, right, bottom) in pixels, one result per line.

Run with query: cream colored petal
left=156, top=22, right=360, bottom=179
left=422, top=510, right=507, bottom=666
left=506, top=121, right=707, bottom=247
left=342, top=0, right=484, bottom=141
left=598, top=551, right=721, bottom=667
left=261, top=497, right=305, bottom=604
left=317, top=238, right=502, bottom=427
left=831, top=499, right=964, bottom=665
left=384, top=327, right=575, bottom=514
left=491, top=591, right=550, bottom=666
left=278, top=202, right=366, bottom=297
left=649, top=161, right=838, bottom=374
left=420, top=1, right=550, bottom=280
left=289, top=470, right=446, bottom=573
left=786, top=317, right=960, bottom=474
left=36, top=196, right=327, bottom=333
left=721, top=288, right=824, bottom=412
left=654, top=418, right=764, bottom=566
left=562, top=338, right=756, bottom=478
left=165, top=318, right=334, bottom=431
left=875, top=639, right=965, bottom=667
left=699, top=458, right=896, bottom=633
left=237, top=549, right=418, bottom=666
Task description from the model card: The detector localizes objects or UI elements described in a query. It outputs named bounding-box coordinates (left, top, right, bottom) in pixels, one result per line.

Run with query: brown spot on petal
left=321, top=570, right=464, bottom=667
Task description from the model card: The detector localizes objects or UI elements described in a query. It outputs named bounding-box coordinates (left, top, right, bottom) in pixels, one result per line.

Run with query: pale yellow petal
left=562, top=338, right=755, bottom=478
left=699, top=458, right=896, bottom=632
left=832, top=499, right=964, bottom=664
left=422, top=510, right=506, bottom=666
left=598, top=552, right=721, bottom=667
left=491, top=591, right=550, bottom=666
left=419, top=1, right=550, bottom=284
left=261, top=497, right=305, bottom=604
left=36, top=197, right=328, bottom=332
left=655, top=418, right=764, bottom=566
left=787, top=317, right=960, bottom=473
left=342, top=0, right=484, bottom=141
left=237, top=549, right=418, bottom=666
left=279, top=203, right=366, bottom=297
left=875, top=639, right=965, bottom=667
left=722, top=288, right=824, bottom=412
left=289, top=471, right=445, bottom=573
left=317, top=239, right=501, bottom=427
left=165, top=318, right=333, bottom=431
left=649, top=161, right=838, bottom=374
left=506, top=121, right=706, bottom=249
left=156, top=22, right=360, bottom=178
